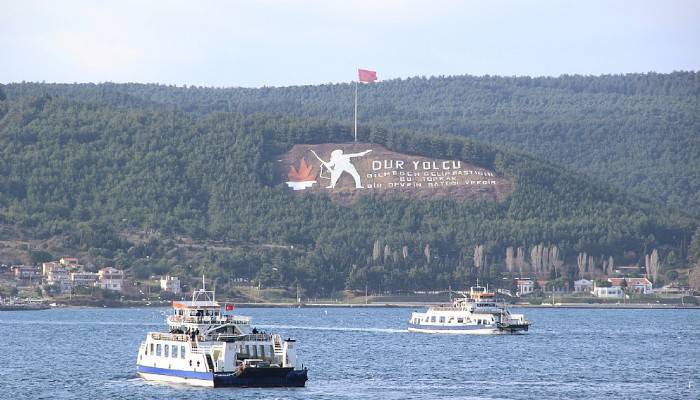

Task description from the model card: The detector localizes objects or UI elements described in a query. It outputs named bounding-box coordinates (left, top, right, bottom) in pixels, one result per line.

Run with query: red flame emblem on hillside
left=288, top=158, right=315, bottom=182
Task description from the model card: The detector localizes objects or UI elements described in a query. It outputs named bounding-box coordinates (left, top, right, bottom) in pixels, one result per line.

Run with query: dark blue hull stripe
left=137, top=365, right=213, bottom=381
left=137, top=365, right=308, bottom=387
left=408, top=323, right=495, bottom=330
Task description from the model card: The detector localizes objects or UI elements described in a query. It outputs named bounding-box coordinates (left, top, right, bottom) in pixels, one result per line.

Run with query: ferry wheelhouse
left=136, top=279, right=308, bottom=387
left=408, top=285, right=529, bottom=334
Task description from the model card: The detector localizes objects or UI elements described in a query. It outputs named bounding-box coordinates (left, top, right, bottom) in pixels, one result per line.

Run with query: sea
left=1, top=306, right=698, bottom=400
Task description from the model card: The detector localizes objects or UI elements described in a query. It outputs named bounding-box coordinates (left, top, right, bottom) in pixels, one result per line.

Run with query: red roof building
left=608, top=277, right=653, bottom=294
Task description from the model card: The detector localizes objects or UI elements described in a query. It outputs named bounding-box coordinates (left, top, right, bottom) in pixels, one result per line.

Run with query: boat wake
left=257, top=324, right=407, bottom=334
left=0, top=320, right=162, bottom=326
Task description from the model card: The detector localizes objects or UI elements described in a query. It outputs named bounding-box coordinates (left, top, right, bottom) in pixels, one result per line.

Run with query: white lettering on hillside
left=363, top=157, right=498, bottom=192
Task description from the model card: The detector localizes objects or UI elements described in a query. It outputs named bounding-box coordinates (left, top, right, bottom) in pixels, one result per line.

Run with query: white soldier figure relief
left=311, top=149, right=372, bottom=189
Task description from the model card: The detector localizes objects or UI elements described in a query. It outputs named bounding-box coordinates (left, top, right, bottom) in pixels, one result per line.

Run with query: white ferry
left=136, top=278, right=308, bottom=387
left=408, top=285, right=529, bottom=334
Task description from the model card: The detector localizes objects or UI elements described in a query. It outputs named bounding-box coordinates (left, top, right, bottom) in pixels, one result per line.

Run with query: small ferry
left=408, top=284, right=529, bottom=334
left=0, top=298, right=49, bottom=311
left=136, top=278, right=308, bottom=387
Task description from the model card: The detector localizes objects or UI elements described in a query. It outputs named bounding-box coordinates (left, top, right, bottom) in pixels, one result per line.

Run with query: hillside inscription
left=277, top=143, right=512, bottom=204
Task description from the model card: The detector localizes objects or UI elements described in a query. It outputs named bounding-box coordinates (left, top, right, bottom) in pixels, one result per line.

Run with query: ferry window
left=457, top=318, right=464, bottom=323
left=180, top=346, right=186, bottom=359
left=448, top=317, right=454, bottom=323
left=439, top=316, right=445, bottom=323
left=164, top=344, right=170, bottom=357
left=150, top=343, right=154, bottom=354
left=156, top=344, right=162, bottom=356
left=430, top=316, right=436, bottom=323
left=172, top=346, right=178, bottom=358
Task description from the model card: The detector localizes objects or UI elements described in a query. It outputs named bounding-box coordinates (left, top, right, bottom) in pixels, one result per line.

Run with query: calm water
left=1, top=306, right=698, bottom=399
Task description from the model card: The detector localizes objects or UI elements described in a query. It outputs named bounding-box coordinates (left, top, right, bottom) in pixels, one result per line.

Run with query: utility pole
left=354, top=80, right=358, bottom=142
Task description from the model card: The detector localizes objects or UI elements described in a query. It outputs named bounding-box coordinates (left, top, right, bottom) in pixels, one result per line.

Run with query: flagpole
left=354, top=80, right=358, bottom=142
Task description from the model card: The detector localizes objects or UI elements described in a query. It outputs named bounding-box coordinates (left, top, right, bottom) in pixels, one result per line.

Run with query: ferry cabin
left=408, top=300, right=503, bottom=334
left=410, top=307, right=500, bottom=327
left=166, top=300, right=253, bottom=338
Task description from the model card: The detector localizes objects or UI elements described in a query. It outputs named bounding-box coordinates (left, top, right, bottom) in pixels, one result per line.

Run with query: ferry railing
left=150, top=332, right=206, bottom=342
left=168, top=315, right=251, bottom=325
left=239, top=333, right=272, bottom=341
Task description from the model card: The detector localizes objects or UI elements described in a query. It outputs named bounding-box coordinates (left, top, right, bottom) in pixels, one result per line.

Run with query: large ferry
left=136, top=279, right=308, bottom=387
left=408, top=284, right=529, bottom=334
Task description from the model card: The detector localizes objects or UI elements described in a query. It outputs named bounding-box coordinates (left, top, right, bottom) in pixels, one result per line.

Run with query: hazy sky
left=2, top=0, right=698, bottom=87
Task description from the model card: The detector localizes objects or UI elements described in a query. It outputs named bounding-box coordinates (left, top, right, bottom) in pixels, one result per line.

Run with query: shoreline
left=231, top=302, right=700, bottom=310
left=8, top=299, right=698, bottom=311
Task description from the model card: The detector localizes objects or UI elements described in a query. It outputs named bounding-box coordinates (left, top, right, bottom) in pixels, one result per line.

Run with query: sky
left=1, top=0, right=699, bottom=88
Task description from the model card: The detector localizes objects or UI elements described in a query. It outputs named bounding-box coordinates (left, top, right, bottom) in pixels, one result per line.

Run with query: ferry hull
left=137, top=365, right=214, bottom=387
left=407, top=323, right=525, bottom=335
left=136, top=364, right=307, bottom=388
left=214, top=368, right=308, bottom=387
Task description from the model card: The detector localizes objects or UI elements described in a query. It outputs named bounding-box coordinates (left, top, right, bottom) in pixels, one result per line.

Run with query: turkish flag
left=225, top=304, right=234, bottom=311
left=358, top=69, right=378, bottom=83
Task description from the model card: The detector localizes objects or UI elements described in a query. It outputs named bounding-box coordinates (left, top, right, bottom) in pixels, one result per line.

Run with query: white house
left=71, top=271, right=98, bottom=287
left=96, top=267, right=124, bottom=291
left=41, top=261, right=62, bottom=276
left=574, top=279, right=593, bottom=293
left=592, top=286, right=624, bottom=298
left=46, top=265, right=70, bottom=285
left=516, top=279, right=535, bottom=296
left=160, top=275, right=181, bottom=294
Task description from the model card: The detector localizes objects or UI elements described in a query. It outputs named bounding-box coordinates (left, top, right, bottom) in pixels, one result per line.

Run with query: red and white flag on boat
left=358, top=68, right=378, bottom=83
left=225, top=303, right=234, bottom=311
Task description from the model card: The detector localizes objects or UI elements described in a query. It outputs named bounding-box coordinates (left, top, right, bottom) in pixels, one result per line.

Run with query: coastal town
left=1, top=254, right=697, bottom=309
left=0, top=256, right=182, bottom=308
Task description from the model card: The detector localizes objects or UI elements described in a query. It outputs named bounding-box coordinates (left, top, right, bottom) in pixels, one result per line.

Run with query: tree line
left=0, top=83, right=697, bottom=294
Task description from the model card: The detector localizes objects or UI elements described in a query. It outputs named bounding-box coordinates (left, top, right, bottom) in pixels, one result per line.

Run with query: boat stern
left=498, top=313, right=530, bottom=333
left=213, top=367, right=308, bottom=387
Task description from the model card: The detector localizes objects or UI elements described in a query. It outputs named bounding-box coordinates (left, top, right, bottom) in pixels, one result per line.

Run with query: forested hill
left=0, top=91, right=696, bottom=294
left=4, top=71, right=699, bottom=215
